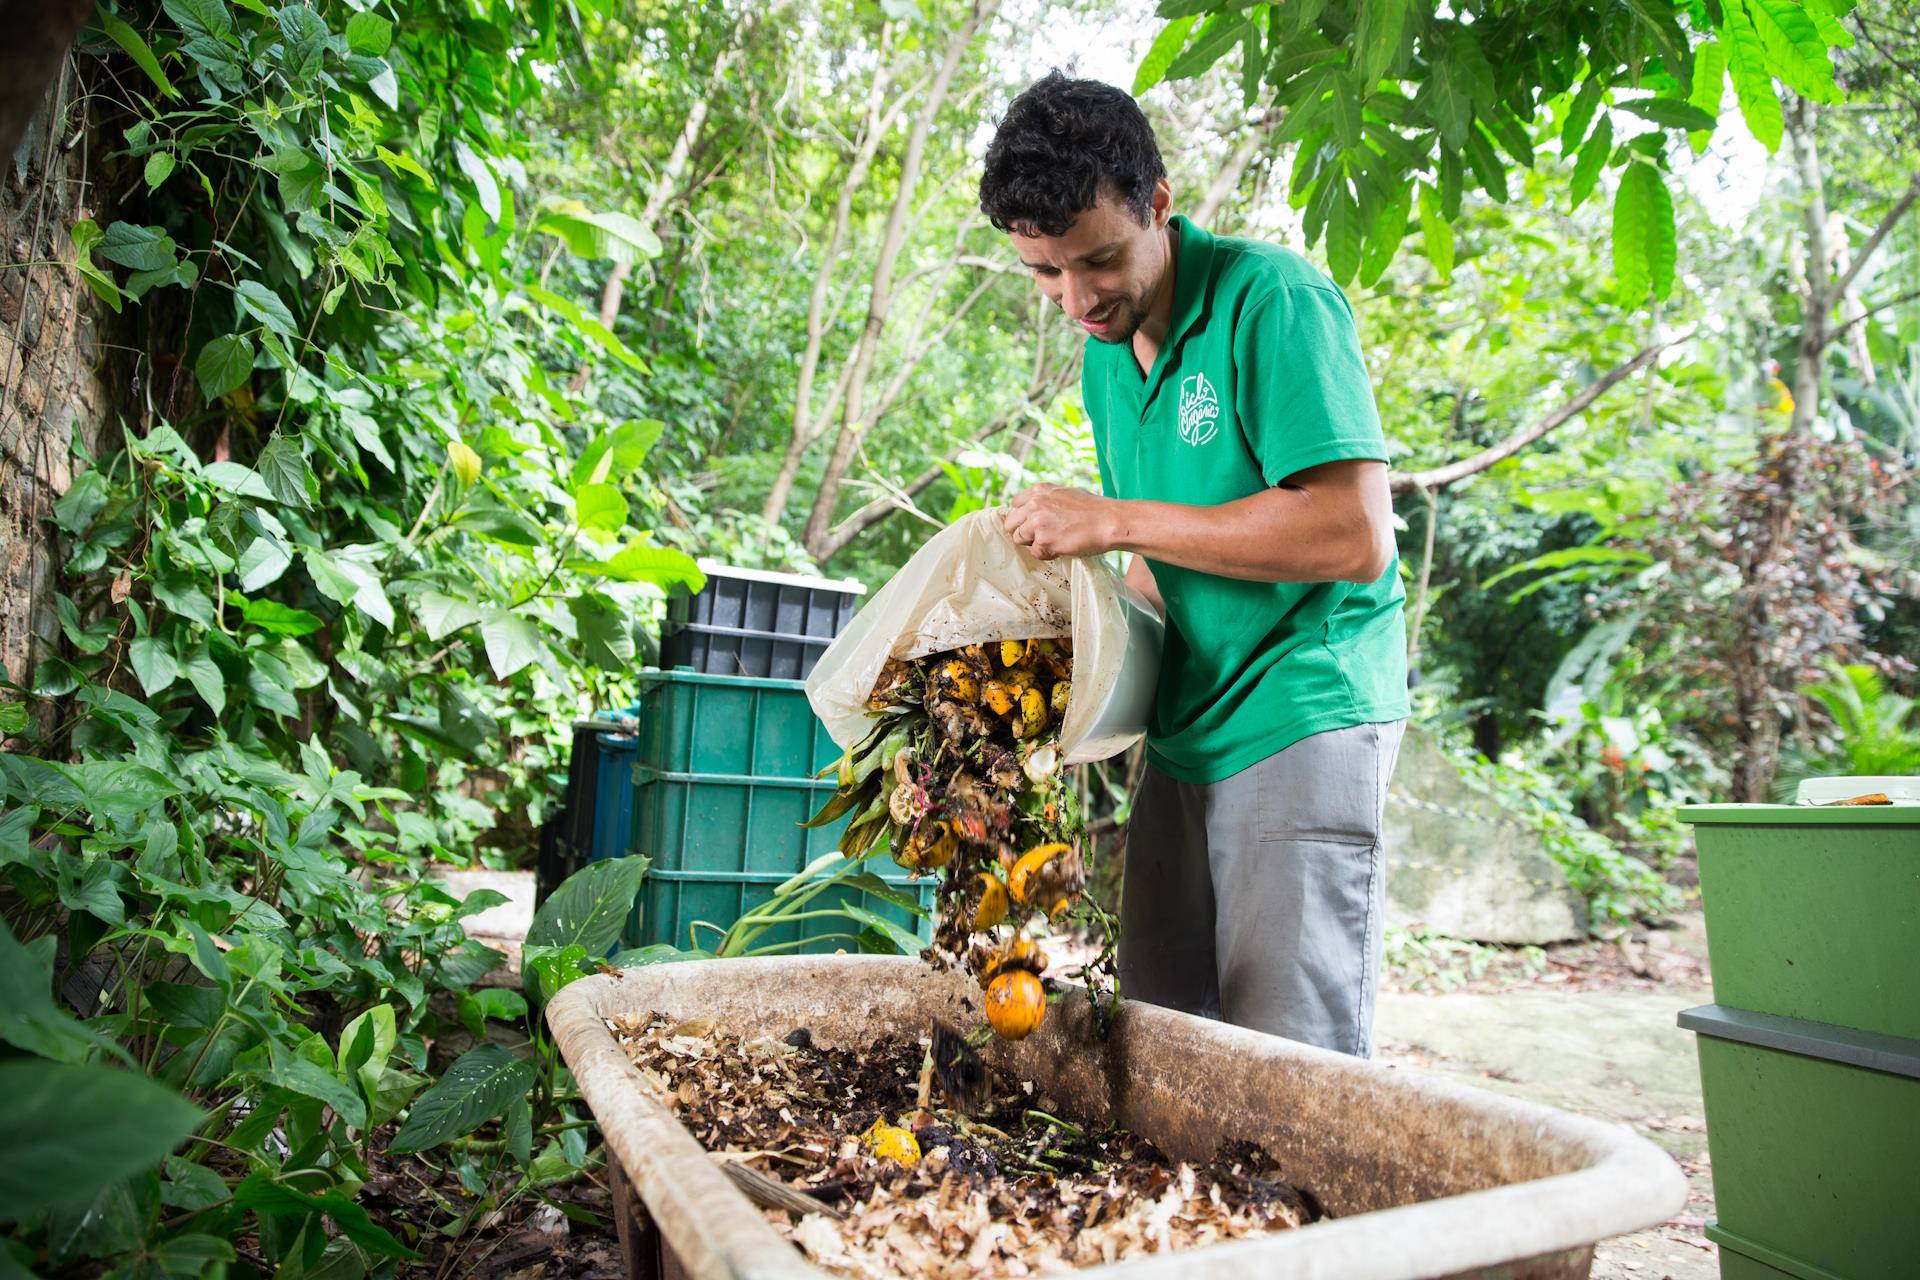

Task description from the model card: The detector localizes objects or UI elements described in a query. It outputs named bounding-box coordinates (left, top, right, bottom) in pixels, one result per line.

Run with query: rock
left=1384, top=727, right=1586, bottom=945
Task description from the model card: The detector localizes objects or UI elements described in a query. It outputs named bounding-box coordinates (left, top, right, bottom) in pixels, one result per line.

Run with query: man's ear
left=1149, top=177, right=1173, bottom=228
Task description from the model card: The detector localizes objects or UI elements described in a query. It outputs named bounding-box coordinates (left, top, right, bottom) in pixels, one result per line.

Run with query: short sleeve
left=1233, top=284, right=1387, bottom=487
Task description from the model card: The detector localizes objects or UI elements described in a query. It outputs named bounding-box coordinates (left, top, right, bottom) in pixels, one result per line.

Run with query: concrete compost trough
left=548, top=955, right=1685, bottom=1280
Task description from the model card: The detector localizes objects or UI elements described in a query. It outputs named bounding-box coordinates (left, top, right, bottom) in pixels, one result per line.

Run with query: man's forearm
left=1104, top=480, right=1393, bottom=585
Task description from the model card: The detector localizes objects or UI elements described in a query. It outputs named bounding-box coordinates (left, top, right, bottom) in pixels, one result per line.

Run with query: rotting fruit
left=985, top=969, right=1047, bottom=1041
left=805, top=634, right=1104, bottom=1041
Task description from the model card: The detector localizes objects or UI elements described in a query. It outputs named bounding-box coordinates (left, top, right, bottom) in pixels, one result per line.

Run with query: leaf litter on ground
left=609, top=1012, right=1321, bottom=1277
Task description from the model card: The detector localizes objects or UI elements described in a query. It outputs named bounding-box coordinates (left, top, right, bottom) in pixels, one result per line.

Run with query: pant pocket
left=1256, top=723, right=1383, bottom=844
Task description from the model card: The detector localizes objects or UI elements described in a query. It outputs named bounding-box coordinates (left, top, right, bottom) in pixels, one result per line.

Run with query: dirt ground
left=1374, top=912, right=1719, bottom=1280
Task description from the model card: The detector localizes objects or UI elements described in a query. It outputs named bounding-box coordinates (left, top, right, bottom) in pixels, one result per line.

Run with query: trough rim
left=548, top=953, right=1686, bottom=1280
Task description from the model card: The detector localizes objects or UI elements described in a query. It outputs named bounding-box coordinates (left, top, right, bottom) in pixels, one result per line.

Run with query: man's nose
left=1059, top=273, right=1093, bottom=320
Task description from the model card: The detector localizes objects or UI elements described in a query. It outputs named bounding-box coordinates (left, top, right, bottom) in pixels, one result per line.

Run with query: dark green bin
left=1678, top=802, right=1920, bottom=1280
left=630, top=668, right=842, bottom=779
left=1680, top=804, right=1919, bottom=1038
left=610, top=670, right=935, bottom=955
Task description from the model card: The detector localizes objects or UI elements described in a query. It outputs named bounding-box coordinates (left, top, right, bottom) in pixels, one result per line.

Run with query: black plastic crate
left=659, top=624, right=831, bottom=681
left=536, top=715, right=632, bottom=908
left=667, top=563, right=864, bottom=640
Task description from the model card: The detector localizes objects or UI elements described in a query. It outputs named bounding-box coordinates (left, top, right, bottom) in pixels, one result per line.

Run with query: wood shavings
left=610, top=1013, right=1318, bottom=1277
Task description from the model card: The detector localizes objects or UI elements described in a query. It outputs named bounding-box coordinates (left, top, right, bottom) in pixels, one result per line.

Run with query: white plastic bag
left=805, top=509, right=1163, bottom=766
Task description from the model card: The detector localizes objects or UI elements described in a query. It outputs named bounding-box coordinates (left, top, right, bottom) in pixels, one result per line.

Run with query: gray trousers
left=1117, top=720, right=1406, bottom=1057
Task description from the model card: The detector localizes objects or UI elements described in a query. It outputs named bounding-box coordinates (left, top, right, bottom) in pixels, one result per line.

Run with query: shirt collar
left=1145, top=214, right=1213, bottom=393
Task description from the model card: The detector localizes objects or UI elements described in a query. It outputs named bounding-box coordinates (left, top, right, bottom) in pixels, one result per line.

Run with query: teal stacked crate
left=601, top=670, right=935, bottom=955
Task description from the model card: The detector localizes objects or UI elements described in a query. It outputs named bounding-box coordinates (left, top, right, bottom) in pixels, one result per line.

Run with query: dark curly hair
left=978, top=72, right=1166, bottom=237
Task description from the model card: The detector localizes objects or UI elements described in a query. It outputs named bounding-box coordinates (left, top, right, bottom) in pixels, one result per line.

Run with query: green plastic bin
left=609, top=670, right=935, bottom=955
left=1679, top=1005, right=1920, bottom=1280
left=1679, top=804, right=1920, bottom=1038
left=1678, top=802, right=1920, bottom=1280
left=631, top=668, right=842, bottom=779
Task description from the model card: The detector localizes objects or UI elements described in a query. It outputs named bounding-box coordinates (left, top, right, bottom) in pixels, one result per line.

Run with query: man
left=981, top=73, right=1408, bottom=1057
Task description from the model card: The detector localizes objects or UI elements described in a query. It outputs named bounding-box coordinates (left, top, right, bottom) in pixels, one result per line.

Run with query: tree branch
left=1830, top=170, right=1920, bottom=302
left=1388, top=337, right=1683, bottom=494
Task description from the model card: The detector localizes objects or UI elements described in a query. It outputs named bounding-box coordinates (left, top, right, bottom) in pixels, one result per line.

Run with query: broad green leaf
left=1688, top=40, right=1728, bottom=153
left=479, top=610, right=543, bottom=679
left=96, top=10, right=177, bottom=98
left=1322, top=179, right=1361, bottom=285
left=0, top=1060, right=202, bottom=1219
left=506, top=1096, right=533, bottom=1166
left=454, top=504, right=545, bottom=546
left=242, top=598, right=323, bottom=636
left=264, top=1054, right=366, bottom=1130
left=340, top=406, right=394, bottom=471
left=256, top=432, right=312, bottom=508
left=1133, top=15, right=1198, bottom=94
left=235, top=281, right=298, bottom=337
left=1744, top=0, right=1838, bottom=102
left=1570, top=111, right=1613, bottom=210
left=144, top=151, right=176, bottom=190
left=1165, top=13, right=1249, bottom=82
left=533, top=203, right=663, bottom=264
left=202, top=461, right=274, bottom=500
left=1803, top=0, right=1853, bottom=49
left=528, top=856, right=651, bottom=953
left=1413, top=49, right=1473, bottom=149
left=574, top=482, right=629, bottom=534
left=70, top=220, right=123, bottom=313
left=388, top=1044, right=538, bottom=1153
left=238, top=536, right=293, bottom=591
left=130, top=636, right=178, bottom=695
left=1417, top=182, right=1454, bottom=281
left=1560, top=75, right=1604, bottom=152
left=159, top=1156, right=231, bottom=1211
left=1613, top=161, right=1676, bottom=306
left=523, top=284, right=647, bottom=372
left=838, top=904, right=922, bottom=956
left=375, top=145, right=433, bottom=184
left=415, top=591, right=483, bottom=641
left=153, top=1235, right=236, bottom=1271
left=195, top=334, right=254, bottom=400
left=303, top=550, right=393, bottom=628
left=96, top=222, right=177, bottom=271
left=1616, top=97, right=1719, bottom=132
left=0, top=919, right=130, bottom=1064
left=1462, top=125, right=1509, bottom=201
left=345, top=11, right=392, bottom=55
left=232, top=1173, right=416, bottom=1258
left=69, top=760, right=180, bottom=817
left=338, top=1003, right=396, bottom=1102
left=453, top=139, right=502, bottom=224
left=1357, top=182, right=1412, bottom=288
left=569, top=594, right=635, bottom=671
left=571, top=419, right=664, bottom=491
left=1354, top=0, right=1407, bottom=84
left=1723, top=3, right=1784, bottom=152
left=181, top=645, right=226, bottom=716
left=570, top=542, right=705, bottom=591
left=1623, top=0, right=1691, bottom=83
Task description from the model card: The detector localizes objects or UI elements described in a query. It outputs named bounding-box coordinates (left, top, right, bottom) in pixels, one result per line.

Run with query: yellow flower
left=447, top=439, right=482, bottom=486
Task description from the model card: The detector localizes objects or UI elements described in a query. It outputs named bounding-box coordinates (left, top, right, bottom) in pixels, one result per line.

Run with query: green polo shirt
left=1083, top=215, right=1408, bottom=784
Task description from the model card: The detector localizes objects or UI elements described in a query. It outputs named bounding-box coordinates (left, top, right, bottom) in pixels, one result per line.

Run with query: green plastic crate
left=631, top=668, right=842, bottom=778
left=607, top=670, right=934, bottom=955
left=1679, top=1005, right=1920, bottom=1280
left=623, top=767, right=933, bottom=953
left=1679, top=804, right=1920, bottom=1039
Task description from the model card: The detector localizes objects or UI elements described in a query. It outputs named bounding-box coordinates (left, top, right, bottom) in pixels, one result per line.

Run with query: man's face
left=1010, top=181, right=1172, bottom=345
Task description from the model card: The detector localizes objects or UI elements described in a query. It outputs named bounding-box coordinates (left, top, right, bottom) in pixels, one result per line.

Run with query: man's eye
left=1090, top=256, right=1115, bottom=268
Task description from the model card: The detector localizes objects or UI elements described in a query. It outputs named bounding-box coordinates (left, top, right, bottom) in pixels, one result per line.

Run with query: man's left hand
left=1003, top=485, right=1120, bottom=560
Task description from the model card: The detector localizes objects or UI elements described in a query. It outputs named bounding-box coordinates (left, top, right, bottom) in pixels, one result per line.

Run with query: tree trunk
left=800, top=1, right=995, bottom=556
left=0, top=0, right=93, bottom=158
left=760, top=24, right=901, bottom=526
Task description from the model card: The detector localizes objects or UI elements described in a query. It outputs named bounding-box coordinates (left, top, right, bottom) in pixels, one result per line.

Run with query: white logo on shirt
left=1177, top=372, right=1220, bottom=446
